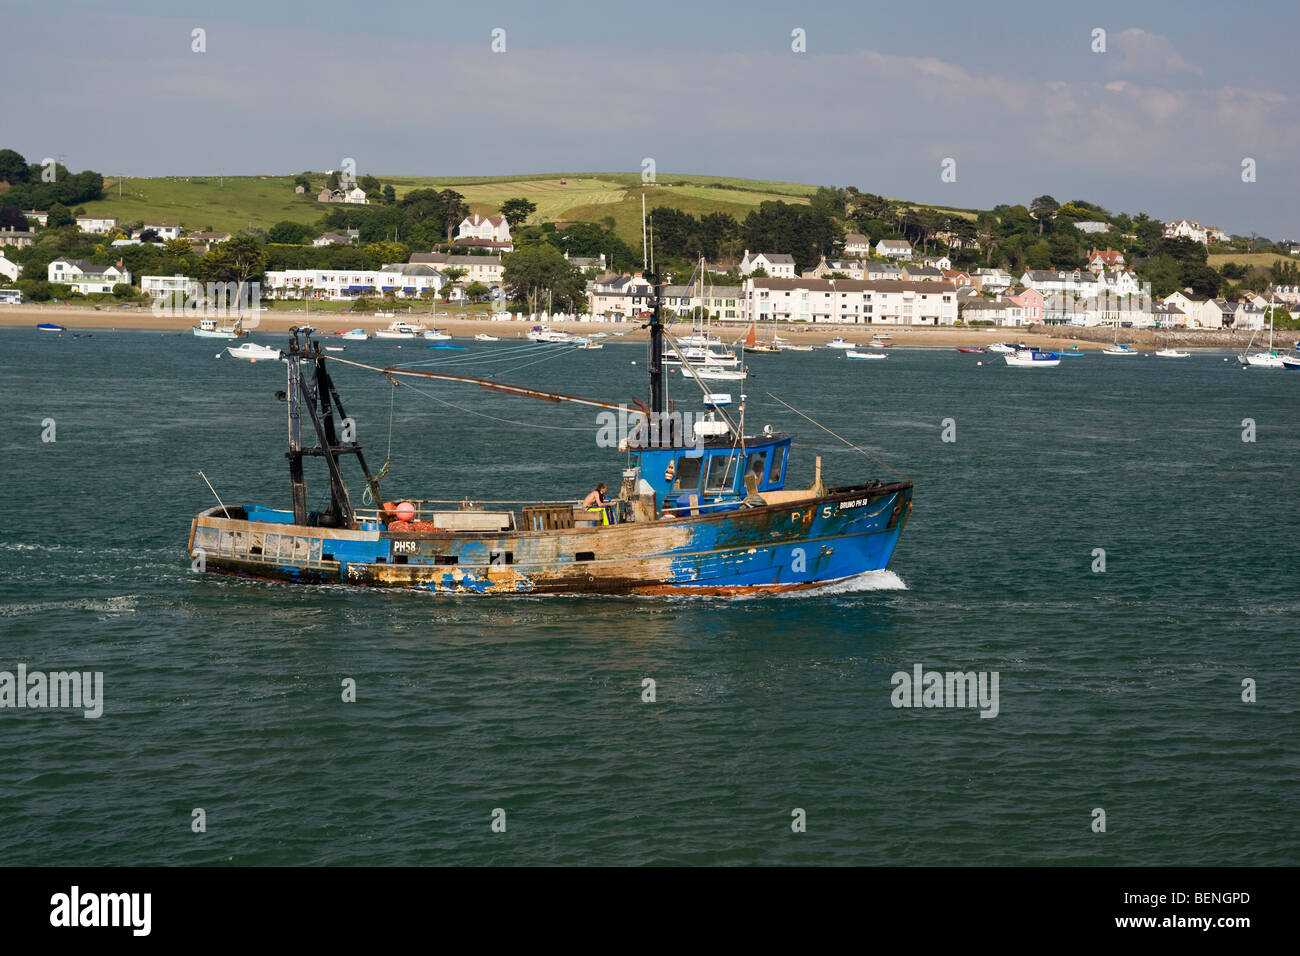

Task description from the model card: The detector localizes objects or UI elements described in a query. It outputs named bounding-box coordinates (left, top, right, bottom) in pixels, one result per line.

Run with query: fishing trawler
left=187, top=284, right=913, bottom=595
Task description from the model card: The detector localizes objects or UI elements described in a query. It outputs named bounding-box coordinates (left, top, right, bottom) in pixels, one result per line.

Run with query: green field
left=1207, top=251, right=1297, bottom=268
left=81, top=172, right=964, bottom=248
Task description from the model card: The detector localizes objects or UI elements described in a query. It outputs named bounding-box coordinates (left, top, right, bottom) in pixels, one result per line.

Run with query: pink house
left=1004, top=287, right=1045, bottom=323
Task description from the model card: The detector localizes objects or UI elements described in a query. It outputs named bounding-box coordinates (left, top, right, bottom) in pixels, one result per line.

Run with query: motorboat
left=1155, top=348, right=1190, bottom=358
left=845, top=350, right=887, bottom=360
left=423, top=329, right=452, bottom=341
left=226, top=342, right=283, bottom=361
left=375, top=321, right=426, bottom=339
left=1004, top=346, right=1060, bottom=368
left=473, top=333, right=499, bottom=342
left=826, top=337, right=856, bottom=349
left=339, top=329, right=369, bottom=341
left=985, top=342, right=1015, bottom=354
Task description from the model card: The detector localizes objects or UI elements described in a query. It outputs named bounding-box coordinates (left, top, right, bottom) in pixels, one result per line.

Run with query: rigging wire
left=763, top=391, right=910, bottom=480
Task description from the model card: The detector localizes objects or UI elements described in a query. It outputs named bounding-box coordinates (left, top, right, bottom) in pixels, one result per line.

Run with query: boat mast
left=284, top=329, right=380, bottom=527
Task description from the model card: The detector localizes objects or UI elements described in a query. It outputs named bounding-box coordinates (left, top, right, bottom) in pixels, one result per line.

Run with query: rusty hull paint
left=188, top=481, right=912, bottom=595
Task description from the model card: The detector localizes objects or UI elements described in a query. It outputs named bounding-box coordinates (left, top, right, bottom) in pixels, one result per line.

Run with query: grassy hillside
left=1207, top=251, right=1297, bottom=268
left=85, top=172, right=821, bottom=245
left=82, top=171, right=979, bottom=249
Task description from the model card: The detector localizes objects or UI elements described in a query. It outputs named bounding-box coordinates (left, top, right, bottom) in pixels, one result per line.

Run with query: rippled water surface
left=1, top=328, right=1296, bottom=865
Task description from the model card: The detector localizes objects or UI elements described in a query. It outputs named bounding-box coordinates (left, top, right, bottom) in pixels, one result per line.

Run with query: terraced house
left=744, top=277, right=957, bottom=325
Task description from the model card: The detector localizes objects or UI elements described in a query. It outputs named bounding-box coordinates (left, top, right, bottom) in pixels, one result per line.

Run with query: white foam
left=786, top=569, right=909, bottom=596
left=0, top=595, right=139, bottom=617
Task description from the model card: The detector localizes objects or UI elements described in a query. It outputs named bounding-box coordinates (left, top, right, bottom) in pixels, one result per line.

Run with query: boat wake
left=0, top=595, right=139, bottom=617
left=785, top=569, right=909, bottom=596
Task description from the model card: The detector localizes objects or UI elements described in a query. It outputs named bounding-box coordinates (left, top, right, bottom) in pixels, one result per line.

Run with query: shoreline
left=0, top=304, right=1281, bottom=351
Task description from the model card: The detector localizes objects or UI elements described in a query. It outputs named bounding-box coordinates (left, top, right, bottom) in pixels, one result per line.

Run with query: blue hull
left=189, top=484, right=912, bottom=595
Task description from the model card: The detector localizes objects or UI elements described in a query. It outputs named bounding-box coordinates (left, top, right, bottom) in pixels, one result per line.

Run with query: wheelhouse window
left=768, top=445, right=787, bottom=484
left=673, top=456, right=703, bottom=492
left=745, top=451, right=767, bottom=486
left=705, top=454, right=735, bottom=492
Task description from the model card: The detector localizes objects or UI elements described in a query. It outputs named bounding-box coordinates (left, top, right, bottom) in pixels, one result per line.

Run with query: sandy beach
left=0, top=303, right=1268, bottom=351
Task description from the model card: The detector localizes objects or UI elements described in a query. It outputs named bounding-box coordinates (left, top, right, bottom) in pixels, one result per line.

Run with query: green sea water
left=1, top=328, right=1296, bottom=865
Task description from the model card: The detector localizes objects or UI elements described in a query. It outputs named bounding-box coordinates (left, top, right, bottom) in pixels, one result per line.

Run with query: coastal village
left=2, top=155, right=1298, bottom=338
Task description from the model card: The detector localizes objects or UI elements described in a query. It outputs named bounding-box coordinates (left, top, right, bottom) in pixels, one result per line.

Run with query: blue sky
left=7, top=0, right=1298, bottom=238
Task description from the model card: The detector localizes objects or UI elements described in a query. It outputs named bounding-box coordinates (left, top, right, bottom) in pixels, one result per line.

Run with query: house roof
left=843, top=233, right=868, bottom=243
left=877, top=239, right=911, bottom=248
left=56, top=259, right=118, bottom=274
left=751, top=277, right=955, bottom=293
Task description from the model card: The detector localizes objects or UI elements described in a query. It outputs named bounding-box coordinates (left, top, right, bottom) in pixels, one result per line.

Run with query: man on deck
left=581, top=482, right=615, bottom=525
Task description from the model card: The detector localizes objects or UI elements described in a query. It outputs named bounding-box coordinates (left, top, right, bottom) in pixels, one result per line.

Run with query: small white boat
left=826, top=337, right=856, bottom=349
left=226, top=342, right=282, bottom=361
left=473, top=333, right=499, bottom=342
left=845, top=350, right=887, bottom=360
left=576, top=340, right=604, bottom=350
left=1004, top=347, right=1060, bottom=368
left=985, top=342, right=1015, bottom=354
left=324, top=345, right=346, bottom=353
left=1155, top=348, right=1190, bottom=358
left=423, top=329, right=452, bottom=341
left=687, top=365, right=747, bottom=381
left=375, top=321, right=426, bottom=339
left=526, top=326, right=572, bottom=343
left=193, top=317, right=248, bottom=339
left=339, top=329, right=369, bottom=341
left=1281, top=354, right=1300, bottom=371
left=1102, top=343, right=1140, bottom=355
left=779, top=344, right=814, bottom=352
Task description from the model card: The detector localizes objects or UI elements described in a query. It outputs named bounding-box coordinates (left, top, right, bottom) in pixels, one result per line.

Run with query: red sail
left=745, top=324, right=756, bottom=346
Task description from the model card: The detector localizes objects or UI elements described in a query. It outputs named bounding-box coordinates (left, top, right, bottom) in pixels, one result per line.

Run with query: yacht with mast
left=1238, top=296, right=1285, bottom=368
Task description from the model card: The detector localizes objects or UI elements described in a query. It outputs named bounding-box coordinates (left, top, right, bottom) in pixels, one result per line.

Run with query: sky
left=6, top=0, right=1299, bottom=239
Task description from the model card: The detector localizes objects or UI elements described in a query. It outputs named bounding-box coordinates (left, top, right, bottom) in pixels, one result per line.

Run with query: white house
left=588, top=273, right=657, bottom=319
left=1163, top=219, right=1210, bottom=244
left=738, top=250, right=796, bottom=278
left=842, top=233, right=871, bottom=257
left=263, top=265, right=444, bottom=300
left=745, top=277, right=957, bottom=325
left=456, top=214, right=512, bottom=245
left=408, top=253, right=503, bottom=287
left=47, top=259, right=131, bottom=293
left=971, top=268, right=1012, bottom=292
left=22, top=210, right=48, bottom=228
left=0, top=253, right=21, bottom=282
left=139, top=222, right=182, bottom=241
left=75, top=215, right=118, bottom=235
left=960, top=298, right=1028, bottom=326
left=342, top=186, right=368, bottom=205
left=1162, top=292, right=1201, bottom=321
left=876, top=239, right=913, bottom=259
left=141, top=275, right=201, bottom=298
left=1022, top=269, right=1098, bottom=298
left=923, top=256, right=952, bottom=271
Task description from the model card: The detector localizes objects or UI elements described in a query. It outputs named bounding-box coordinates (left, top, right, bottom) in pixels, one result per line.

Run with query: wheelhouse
left=632, top=433, right=791, bottom=515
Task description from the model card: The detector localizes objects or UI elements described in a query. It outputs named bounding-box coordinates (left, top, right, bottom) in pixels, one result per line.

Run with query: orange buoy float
left=396, top=501, right=416, bottom=522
